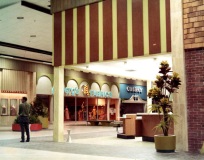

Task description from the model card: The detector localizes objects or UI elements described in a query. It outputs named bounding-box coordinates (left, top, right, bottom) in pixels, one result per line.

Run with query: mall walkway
left=0, top=122, right=203, bottom=160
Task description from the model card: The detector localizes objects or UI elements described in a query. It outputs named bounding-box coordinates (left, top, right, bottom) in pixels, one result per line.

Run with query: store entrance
left=64, top=97, right=119, bottom=122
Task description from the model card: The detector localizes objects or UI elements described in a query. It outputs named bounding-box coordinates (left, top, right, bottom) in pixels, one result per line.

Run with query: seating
left=87, top=120, right=114, bottom=126
left=113, top=121, right=123, bottom=133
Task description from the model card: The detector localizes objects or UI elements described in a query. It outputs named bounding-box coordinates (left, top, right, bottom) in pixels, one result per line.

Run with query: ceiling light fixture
left=17, top=17, right=24, bottom=19
left=125, top=69, right=136, bottom=72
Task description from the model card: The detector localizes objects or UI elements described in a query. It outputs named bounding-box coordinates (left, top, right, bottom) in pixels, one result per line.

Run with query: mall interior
left=0, top=0, right=204, bottom=159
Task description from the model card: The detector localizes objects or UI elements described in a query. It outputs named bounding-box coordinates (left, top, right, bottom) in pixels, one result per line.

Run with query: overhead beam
left=21, top=0, right=51, bottom=15
left=0, top=53, right=51, bottom=64
left=0, top=41, right=52, bottom=55
left=51, top=0, right=103, bottom=13
left=0, top=0, right=20, bottom=9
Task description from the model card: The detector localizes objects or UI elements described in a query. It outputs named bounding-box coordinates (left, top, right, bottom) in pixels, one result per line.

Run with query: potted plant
left=31, top=96, right=49, bottom=129
left=12, top=115, right=42, bottom=131
left=147, top=61, right=181, bottom=153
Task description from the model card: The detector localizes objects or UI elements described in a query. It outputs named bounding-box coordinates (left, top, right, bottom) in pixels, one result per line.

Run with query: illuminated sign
left=126, top=86, right=143, bottom=93
left=52, top=86, right=112, bottom=98
left=89, top=90, right=112, bottom=98
left=82, top=85, right=90, bottom=96
left=119, top=84, right=147, bottom=100
left=64, top=87, right=79, bottom=96
left=82, top=85, right=112, bottom=98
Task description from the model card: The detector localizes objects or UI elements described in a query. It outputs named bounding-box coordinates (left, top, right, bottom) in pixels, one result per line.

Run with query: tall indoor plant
left=31, top=96, right=49, bottom=129
left=147, top=61, right=181, bottom=152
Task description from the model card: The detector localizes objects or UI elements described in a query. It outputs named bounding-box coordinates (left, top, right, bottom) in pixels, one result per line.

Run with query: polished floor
left=0, top=122, right=203, bottom=160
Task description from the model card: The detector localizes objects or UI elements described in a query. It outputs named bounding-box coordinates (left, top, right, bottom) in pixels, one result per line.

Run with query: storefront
left=63, top=79, right=120, bottom=122
left=119, top=83, right=147, bottom=115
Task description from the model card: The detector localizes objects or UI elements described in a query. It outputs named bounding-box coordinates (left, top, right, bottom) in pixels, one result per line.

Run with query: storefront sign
left=119, top=84, right=147, bottom=100
left=89, top=90, right=112, bottom=98
left=82, top=85, right=112, bottom=98
left=52, top=87, right=79, bottom=96
left=52, top=87, right=112, bottom=98
left=64, top=87, right=79, bottom=96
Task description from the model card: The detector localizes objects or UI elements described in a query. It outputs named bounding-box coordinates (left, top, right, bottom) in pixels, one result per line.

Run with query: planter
left=154, top=135, right=176, bottom=153
left=12, top=124, right=21, bottom=131
left=30, top=123, right=42, bottom=131
left=12, top=123, right=42, bottom=131
left=38, top=116, right=49, bottom=129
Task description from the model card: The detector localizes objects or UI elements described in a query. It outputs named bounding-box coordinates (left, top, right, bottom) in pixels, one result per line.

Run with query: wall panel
left=77, top=6, right=86, bottom=64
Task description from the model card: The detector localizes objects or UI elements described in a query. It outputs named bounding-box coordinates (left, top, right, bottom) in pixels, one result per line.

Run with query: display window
left=10, top=99, right=18, bottom=116
left=64, top=97, right=118, bottom=121
left=1, top=99, right=8, bottom=116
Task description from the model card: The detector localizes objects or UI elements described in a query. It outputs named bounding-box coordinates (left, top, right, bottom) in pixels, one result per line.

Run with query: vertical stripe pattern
left=127, top=0, right=133, bottom=58
left=73, top=8, right=77, bottom=64
left=143, top=0, right=149, bottom=55
left=54, top=12, right=62, bottom=66
left=160, top=0, right=166, bottom=53
left=65, top=9, right=73, bottom=65
left=98, top=2, right=103, bottom=61
left=103, top=0, right=113, bottom=60
left=117, top=0, right=127, bottom=59
left=132, top=0, right=144, bottom=56
left=166, top=0, right=171, bottom=52
left=77, top=6, right=86, bottom=64
left=90, top=3, right=99, bottom=62
left=61, top=11, right=65, bottom=65
left=53, top=0, right=171, bottom=66
left=85, top=5, right=90, bottom=63
left=148, top=0, right=161, bottom=54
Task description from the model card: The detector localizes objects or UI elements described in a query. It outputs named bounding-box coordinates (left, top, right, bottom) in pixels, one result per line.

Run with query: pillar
left=53, top=66, right=64, bottom=142
left=107, top=99, right=110, bottom=120
left=27, top=72, right=36, bottom=102
left=146, top=80, right=152, bottom=113
left=171, top=0, right=188, bottom=151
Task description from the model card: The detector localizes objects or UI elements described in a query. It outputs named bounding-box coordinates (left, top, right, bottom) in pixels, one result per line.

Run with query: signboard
left=119, top=84, right=147, bottom=100
left=52, top=86, right=112, bottom=98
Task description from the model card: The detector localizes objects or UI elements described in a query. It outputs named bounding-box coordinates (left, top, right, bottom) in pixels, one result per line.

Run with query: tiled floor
left=0, top=122, right=203, bottom=160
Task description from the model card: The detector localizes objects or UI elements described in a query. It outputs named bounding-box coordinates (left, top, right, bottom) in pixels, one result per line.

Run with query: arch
left=67, top=79, right=78, bottom=88
left=91, top=82, right=100, bottom=91
left=36, top=76, right=52, bottom=95
left=101, top=83, right=110, bottom=92
left=111, top=84, right=119, bottom=98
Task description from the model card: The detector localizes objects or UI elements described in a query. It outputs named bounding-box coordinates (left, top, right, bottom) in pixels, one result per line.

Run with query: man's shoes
left=20, top=140, right=24, bottom=142
left=26, top=139, right=30, bottom=142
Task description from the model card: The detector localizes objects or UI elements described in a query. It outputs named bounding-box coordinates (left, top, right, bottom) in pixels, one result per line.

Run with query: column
left=146, top=80, right=152, bottom=113
left=107, top=99, right=110, bottom=120
left=50, top=95, right=54, bottom=124
left=171, top=0, right=188, bottom=151
left=53, top=66, right=64, bottom=142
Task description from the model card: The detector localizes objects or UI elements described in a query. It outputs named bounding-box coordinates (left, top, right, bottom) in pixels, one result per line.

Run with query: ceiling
left=0, top=0, right=172, bottom=81
left=0, top=0, right=52, bottom=62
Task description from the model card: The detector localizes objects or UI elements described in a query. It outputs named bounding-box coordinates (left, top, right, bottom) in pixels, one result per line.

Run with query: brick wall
left=185, top=49, right=204, bottom=152
left=183, top=0, right=204, bottom=49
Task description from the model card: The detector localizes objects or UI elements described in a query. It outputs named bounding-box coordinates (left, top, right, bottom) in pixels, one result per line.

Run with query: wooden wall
left=53, top=0, right=171, bottom=67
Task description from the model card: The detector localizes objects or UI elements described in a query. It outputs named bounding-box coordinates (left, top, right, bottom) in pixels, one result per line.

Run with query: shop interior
left=64, top=97, right=118, bottom=122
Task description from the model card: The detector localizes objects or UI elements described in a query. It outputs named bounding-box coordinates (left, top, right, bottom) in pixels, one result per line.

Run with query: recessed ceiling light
left=17, top=17, right=24, bottom=19
left=125, top=69, right=136, bottom=72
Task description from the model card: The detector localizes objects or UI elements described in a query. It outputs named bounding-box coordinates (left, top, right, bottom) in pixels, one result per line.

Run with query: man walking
left=19, top=97, right=30, bottom=142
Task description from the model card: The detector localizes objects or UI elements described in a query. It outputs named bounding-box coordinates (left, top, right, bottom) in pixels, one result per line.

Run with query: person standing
left=18, top=97, right=30, bottom=142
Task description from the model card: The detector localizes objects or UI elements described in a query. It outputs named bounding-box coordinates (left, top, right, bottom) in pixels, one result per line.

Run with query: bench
left=112, top=121, right=123, bottom=133
left=87, top=120, right=114, bottom=126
